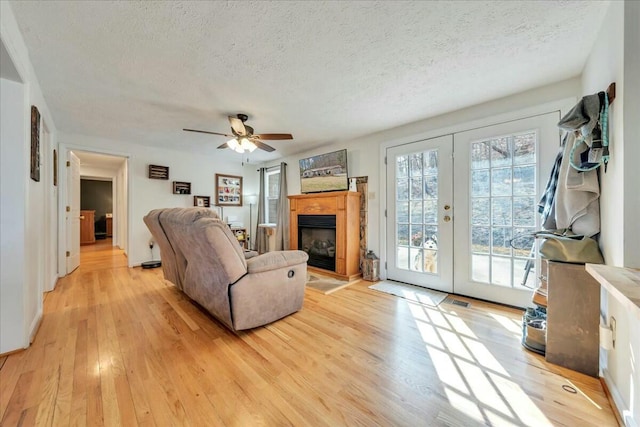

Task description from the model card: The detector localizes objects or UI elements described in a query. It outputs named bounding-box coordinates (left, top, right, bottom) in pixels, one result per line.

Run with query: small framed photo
left=215, top=174, right=243, bottom=206
left=193, top=195, right=210, bottom=207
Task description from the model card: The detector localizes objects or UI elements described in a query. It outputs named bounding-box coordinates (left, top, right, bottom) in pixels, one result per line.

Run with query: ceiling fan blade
left=183, top=128, right=233, bottom=137
left=217, top=142, right=229, bottom=149
left=255, top=133, right=293, bottom=140
left=251, top=139, right=276, bottom=152
left=228, top=117, right=247, bottom=136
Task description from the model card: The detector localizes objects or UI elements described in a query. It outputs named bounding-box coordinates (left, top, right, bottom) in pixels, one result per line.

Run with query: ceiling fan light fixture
left=227, top=138, right=240, bottom=150
left=240, top=138, right=257, bottom=152
left=187, top=114, right=286, bottom=153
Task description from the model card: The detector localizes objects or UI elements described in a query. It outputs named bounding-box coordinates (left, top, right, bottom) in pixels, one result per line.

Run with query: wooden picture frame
left=53, top=149, right=58, bottom=186
left=215, top=174, right=243, bottom=206
left=194, top=195, right=210, bottom=207
left=31, top=106, right=40, bottom=182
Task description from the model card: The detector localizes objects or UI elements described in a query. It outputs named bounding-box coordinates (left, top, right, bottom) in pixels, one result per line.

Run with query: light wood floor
left=0, top=240, right=619, bottom=426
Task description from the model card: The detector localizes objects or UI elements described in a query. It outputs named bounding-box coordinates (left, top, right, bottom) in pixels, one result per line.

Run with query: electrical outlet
left=610, top=316, right=616, bottom=349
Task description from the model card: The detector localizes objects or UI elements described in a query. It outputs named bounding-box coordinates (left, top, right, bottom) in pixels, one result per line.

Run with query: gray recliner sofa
left=143, top=207, right=308, bottom=331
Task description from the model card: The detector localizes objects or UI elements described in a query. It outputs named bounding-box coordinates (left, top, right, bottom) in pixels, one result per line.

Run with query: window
left=264, top=167, right=280, bottom=224
left=470, top=131, right=537, bottom=288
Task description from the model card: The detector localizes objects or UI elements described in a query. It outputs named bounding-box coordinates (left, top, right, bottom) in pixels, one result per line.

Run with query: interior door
left=453, top=113, right=559, bottom=307
left=66, top=151, right=80, bottom=274
left=386, top=135, right=453, bottom=293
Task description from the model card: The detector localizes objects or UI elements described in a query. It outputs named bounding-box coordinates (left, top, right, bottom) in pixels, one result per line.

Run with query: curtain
left=255, top=168, right=268, bottom=253
left=275, top=162, right=289, bottom=250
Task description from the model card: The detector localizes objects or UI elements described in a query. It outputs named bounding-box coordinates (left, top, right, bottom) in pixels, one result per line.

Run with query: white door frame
left=57, top=143, right=132, bottom=275
left=66, top=151, right=81, bottom=274
left=378, top=99, right=575, bottom=304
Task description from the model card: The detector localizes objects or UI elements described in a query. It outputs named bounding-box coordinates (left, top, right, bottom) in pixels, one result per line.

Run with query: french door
left=386, top=135, right=453, bottom=293
left=453, top=113, right=558, bottom=306
left=386, top=113, right=559, bottom=307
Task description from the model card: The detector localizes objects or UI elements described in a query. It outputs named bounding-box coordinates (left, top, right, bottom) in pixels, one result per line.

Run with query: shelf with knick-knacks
left=231, top=227, right=248, bottom=249
left=173, top=181, right=191, bottom=195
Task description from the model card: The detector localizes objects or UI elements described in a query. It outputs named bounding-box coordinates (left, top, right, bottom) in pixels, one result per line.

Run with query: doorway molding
left=57, top=143, right=132, bottom=274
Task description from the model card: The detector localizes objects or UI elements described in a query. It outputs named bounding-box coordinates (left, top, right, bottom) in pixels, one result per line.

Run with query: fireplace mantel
left=289, top=191, right=361, bottom=281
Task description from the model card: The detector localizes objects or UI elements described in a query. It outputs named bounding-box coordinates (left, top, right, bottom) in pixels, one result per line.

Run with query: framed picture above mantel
left=215, top=174, right=243, bottom=206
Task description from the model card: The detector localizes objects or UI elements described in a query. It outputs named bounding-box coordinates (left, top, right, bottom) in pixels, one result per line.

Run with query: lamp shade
left=245, top=194, right=258, bottom=205
left=227, top=138, right=239, bottom=150
left=240, top=138, right=257, bottom=152
left=227, top=137, right=256, bottom=153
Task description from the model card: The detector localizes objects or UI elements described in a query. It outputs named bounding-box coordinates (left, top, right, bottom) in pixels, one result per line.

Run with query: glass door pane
left=469, top=133, right=537, bottom=288
left=453, top=112, right=559, bottom=307
left=386, top=135, right=453, bottom=293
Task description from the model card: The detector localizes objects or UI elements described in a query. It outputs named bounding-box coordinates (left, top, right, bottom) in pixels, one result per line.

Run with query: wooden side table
left=545, top=260, right=600, bottom=377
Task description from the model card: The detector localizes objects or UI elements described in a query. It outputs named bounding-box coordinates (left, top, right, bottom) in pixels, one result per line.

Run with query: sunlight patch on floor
left=489, top=312, right=523, bottom=335
left=461, top=337, right=510, bottom=376
left=410, top=302, right=553, bottom=426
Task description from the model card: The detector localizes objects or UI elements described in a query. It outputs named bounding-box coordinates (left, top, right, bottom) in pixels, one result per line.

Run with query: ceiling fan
left=183, top=114, right=293, bottom=153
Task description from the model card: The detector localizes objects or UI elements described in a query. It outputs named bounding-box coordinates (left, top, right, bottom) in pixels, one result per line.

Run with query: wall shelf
left=194, top=195, right=210, bottom=207
left=173, top=181, right=191, bottom=195
left=148, top=165, right=169, bottom=180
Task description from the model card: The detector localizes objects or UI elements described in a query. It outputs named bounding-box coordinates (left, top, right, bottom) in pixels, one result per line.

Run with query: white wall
left=622, top=1, right=640, bottom=270
left=43, top=124, right=58, bottom=292
left=582, top=2, right=639, bottom=425
left=1, top=1, right=59, bottom=353
left=0, top=77, right=27, bottom=353
left=59, top=134, right=253, bottom=266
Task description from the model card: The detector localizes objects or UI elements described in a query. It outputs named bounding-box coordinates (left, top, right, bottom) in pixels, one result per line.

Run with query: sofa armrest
left=243, top=250, right=259, bottom=259
left=246, top=250, right=309, bottom=274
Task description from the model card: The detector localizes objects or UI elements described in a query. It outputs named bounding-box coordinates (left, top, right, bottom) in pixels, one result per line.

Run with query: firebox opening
left=298, top=215, right=336, bottom=272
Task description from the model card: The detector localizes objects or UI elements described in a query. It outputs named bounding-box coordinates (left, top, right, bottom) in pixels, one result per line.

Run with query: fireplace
left=298, top=215, right=336, bottom=271
left=289, top=191, right=361, bottom=281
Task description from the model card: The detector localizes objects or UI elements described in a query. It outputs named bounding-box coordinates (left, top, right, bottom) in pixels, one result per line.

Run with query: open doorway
left=80, top=178, right=113, bottom=244
left=62, top=149, right=129, bottom=275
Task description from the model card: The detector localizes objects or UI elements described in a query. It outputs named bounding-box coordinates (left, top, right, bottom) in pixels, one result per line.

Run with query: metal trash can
left=362, top=250, right=380, bottom=281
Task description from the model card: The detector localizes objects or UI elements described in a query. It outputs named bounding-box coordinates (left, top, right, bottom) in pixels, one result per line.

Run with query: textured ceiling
left=9, top=1, right=609, bottom=162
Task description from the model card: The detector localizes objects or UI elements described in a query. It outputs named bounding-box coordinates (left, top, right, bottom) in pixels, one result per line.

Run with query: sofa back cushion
left=152, top=208, right=247, bottom=328
left=144, top=207, right=220, bottom=289
left=143, top=208, right=182, bottom=288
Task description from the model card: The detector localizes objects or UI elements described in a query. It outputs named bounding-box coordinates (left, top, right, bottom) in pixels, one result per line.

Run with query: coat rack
left=606, top=82, right=615, bottom=104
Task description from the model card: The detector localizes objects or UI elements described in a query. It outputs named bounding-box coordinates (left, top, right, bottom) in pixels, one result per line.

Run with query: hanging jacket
left=538, top=93, right=602, bottom=237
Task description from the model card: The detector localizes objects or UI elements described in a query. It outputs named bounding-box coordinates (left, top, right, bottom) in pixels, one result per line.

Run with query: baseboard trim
left=0, top=347, right=25, bottom=358
left=28, top=311, right=43, bottom=344
left=602, top=369, right=638, bottom=427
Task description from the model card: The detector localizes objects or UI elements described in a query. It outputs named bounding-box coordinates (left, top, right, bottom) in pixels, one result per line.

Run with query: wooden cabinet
left=545, top=260, right=600, bottom=377
left=80, top=210, right=95, bottom=245
left=106, top=217, right=113, bottom=237
left=289, top=191, right=361, bottom=281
